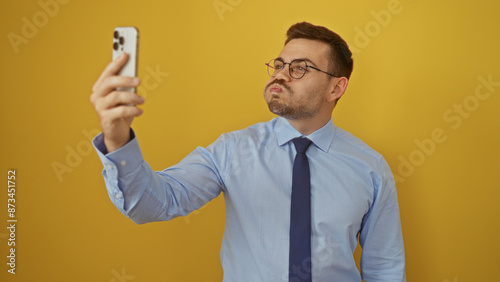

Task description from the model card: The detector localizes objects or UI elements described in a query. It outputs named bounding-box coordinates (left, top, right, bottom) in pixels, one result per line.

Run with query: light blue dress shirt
left=93, top=117, right=405, bottom=282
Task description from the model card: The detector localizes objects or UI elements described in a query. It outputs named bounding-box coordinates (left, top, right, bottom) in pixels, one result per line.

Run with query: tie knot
left=292, top=138, right=312, bottom=154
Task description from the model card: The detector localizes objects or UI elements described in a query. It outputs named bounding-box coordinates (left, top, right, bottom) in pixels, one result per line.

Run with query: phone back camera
left=113, top=31, right=126, bottom=51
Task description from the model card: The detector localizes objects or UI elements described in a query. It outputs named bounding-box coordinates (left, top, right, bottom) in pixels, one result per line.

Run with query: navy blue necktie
left=289, top=137, right=313, bottom=282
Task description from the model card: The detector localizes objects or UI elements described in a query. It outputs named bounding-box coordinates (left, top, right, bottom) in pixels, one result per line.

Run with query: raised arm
left=90, top=53, right=144, bottom=153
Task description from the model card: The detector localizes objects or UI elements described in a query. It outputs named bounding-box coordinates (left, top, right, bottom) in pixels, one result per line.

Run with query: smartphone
left=112, top=26, right=139, bottom=92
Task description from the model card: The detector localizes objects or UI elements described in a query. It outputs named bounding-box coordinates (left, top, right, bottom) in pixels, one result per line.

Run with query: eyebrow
left=276, top=56, right=319, bottom=67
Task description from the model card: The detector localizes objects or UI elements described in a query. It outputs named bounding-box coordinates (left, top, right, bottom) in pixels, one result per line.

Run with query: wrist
left=104, top=129, right=133, bottom=153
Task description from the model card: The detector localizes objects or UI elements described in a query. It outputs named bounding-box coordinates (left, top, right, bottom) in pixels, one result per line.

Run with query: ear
left=326, top=77, right=349, bottom=103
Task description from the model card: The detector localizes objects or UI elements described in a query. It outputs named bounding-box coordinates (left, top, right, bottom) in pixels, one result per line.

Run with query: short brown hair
left=285, top=22, right=353, bottom=79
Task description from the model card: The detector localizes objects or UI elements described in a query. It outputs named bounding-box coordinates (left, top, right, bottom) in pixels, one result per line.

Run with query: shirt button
left=115, top=193, right=122, bottom=199
left=107, top=164, right=113, bottom=170
left=120, top=160, right=127, bottom=166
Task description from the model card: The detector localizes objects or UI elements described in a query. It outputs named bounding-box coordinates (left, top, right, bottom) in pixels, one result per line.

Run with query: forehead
left=278, top=38, right=331, bottom=66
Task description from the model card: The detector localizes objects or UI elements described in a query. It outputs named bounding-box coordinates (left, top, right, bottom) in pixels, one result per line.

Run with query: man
left=91, top=22, right=405, bottom=281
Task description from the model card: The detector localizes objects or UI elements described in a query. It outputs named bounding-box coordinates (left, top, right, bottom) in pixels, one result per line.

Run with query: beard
left=264, top=79, right=323, bottom=120
left=267, top=100, right=318, bottom=120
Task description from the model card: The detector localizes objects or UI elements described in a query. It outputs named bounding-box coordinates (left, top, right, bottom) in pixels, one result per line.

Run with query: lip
left=269, top=84, right=284, bottom=93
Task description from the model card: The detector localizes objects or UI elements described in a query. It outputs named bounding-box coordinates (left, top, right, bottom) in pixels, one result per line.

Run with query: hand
left=90, top=53, right=144, bottom=153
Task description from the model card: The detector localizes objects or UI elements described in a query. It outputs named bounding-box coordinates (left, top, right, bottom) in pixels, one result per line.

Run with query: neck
left=286, top=114, right=332, bottom=135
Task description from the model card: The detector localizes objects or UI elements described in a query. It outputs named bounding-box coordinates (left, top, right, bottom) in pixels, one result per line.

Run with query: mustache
left=265, top=79, right=292, bottom=93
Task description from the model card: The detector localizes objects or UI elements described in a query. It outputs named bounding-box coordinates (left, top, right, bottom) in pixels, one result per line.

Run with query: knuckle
left=102, top=76, right=118, bottom=89
left=111, top=75, right=125, bottom=85
left=118, top=106, right=128, bottom=115
left=106, top=91, right=119, bottom=104
left=101, top=76, right=112, bottom=87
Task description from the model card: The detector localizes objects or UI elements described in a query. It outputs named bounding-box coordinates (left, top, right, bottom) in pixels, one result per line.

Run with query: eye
left=291, top=65, right=306, bottom=73
left=274, top=60, right=284, bottom=70
left=291, top=61, right=307, bottom=72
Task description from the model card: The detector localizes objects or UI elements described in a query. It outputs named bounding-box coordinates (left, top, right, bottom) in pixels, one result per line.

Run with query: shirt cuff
left=92, top=129, right=146, bottom=214
left=92, top=129, right=144, bottom=175
left=92, top=129, right=144, bottom=182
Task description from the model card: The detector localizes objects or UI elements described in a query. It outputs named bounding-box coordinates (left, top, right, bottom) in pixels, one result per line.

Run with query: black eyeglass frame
left=265, top=58, right=338, bottom=79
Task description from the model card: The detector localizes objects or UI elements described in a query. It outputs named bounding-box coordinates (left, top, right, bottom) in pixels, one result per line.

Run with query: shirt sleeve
left=359, top=157, right=406, bottom=282
left=92, top=129, right=226, bottom=224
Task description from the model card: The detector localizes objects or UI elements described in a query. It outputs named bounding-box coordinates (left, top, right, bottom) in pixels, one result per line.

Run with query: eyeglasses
left=265, top=58, right=337, bottom=79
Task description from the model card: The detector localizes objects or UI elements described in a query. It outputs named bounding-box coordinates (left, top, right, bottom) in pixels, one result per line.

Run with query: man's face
left=263, top=38, right=333, bottom=120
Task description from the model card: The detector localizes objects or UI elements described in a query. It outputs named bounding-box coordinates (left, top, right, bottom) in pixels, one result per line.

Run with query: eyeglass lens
left=268, top=59, right=308, bottom=79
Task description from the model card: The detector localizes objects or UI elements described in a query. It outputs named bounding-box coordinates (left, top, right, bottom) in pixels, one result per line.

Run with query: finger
left=92, top=75, right=140, bottom=99
left=92, top=52, right=130, bottom=92
left=99, top=91, right=145, bottom=110
left=101, top=104, right=144, bottom=121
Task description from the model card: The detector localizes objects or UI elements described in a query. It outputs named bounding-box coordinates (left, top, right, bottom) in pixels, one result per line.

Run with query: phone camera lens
left=114, top=31, right=119, bottom=39
left=119, top=36, right=125, bottom=45
left=113, top=42, right=119, bottom=51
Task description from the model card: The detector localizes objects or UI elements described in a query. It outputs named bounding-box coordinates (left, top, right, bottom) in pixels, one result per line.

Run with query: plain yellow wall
left=1, top=0, right=499, bottom=281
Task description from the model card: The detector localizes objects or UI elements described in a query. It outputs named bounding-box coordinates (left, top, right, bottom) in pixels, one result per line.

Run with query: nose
left=274, top=64, right=292, bottom=81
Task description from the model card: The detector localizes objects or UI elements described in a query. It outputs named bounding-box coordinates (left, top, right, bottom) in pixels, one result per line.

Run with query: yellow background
left=1, top=0, right=499, bottom=281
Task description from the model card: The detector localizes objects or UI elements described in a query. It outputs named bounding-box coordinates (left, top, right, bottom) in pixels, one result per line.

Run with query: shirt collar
left=274, top=117, right=336, bottom=152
